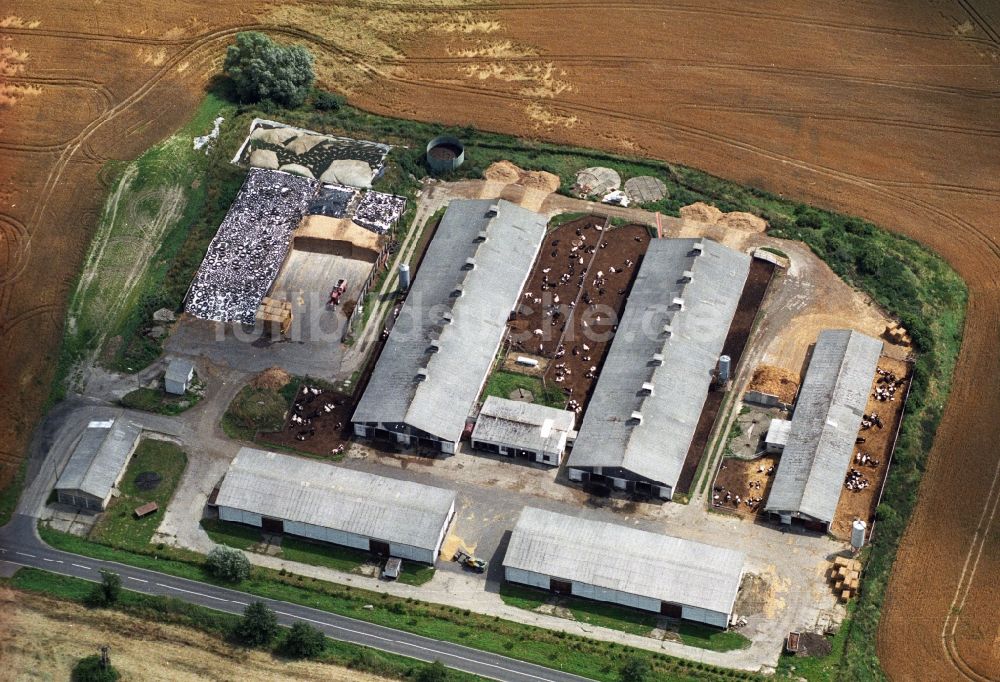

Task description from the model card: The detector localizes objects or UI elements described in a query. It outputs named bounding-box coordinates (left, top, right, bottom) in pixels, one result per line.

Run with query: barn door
left=550, top=579, right=573, bottom=595
left=370, top=539, right=391, bottom=556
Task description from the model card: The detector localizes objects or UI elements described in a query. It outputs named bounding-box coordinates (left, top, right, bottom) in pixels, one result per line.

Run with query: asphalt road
left=0, top=514, right=592, bottom=682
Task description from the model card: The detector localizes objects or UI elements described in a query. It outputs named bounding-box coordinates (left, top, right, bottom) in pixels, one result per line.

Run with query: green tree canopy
left=86, top=570, right=122, bottom=607
left=224, top=32, right=315, bottom=108
left=205, top=545, right=251, bottom=583
left=72, top=654, right=120, bottom=682
left=234, top=600, right=279, bottom=647
left=281, top=621, right=326, bottom=658
left=415, top=660, right=448, bottom=682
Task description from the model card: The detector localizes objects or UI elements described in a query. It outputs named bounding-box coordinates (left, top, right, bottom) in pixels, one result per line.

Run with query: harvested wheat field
left=1, top=1, right=999, bottom=679
left=0, top=587, right=387, bottom=681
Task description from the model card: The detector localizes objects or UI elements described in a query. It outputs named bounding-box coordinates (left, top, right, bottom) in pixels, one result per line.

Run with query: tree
left=281, top=621, right=326, bottom=658
left=313, top=90, right=346, bottom=111
left=415, top=660, right=448, bottom=682
left=224, top=32, right=314, bottom=108
left=618, top=656, right=651, bottom=682
left=234, top=600, right=279, bottom=647
left=205, top=545, right=251, bottom=582
left=72, top=654, right=120, bottom=682
left=86, top=570, right=122, bottom=607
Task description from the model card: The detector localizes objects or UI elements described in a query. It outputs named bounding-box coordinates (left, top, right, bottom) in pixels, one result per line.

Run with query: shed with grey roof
left=503, top=507, right=745, bottom=628
left=764, top=329, right=882, bottom=531
left=165, top=358, right=195, bottom=395
left=566, top=238, right=751, bottom=500
left=54, top=419, right=141, bottom=511
left=471, top=397, right=576, bottom=466
left=215, top=448, right=457, bottom=564
left=352, top=199, right=547, bottom=454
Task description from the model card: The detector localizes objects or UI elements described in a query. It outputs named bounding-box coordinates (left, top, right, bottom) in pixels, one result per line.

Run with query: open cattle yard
left=713, top=454, right=779, bottom=518
left=507, top=217, right=650, bottom=416
left=830, top=356, right=911, bottom=539
left=257, top=383, right=354, bottom=456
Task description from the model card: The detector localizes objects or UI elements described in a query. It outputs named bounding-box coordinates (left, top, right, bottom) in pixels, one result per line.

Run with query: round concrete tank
left=398, top=263, right=411, bottom=291
left=426, top=135, right=465, bottom=173
left=851, top=518, right=867, bottom=551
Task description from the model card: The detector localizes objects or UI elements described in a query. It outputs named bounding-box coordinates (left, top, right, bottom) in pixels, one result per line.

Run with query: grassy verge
left=7, top=568, right=485, bottom=682
left=38, top=524, right=756, bottom=682
left=499, top=584, right=749, bottom=652
left=88, top=440, right=187, bottom=548
left=0, top=456, right=28, bottom=526
left=119, top=380, right=204, bottom=415
left=482, top=371, right=565, bottom=409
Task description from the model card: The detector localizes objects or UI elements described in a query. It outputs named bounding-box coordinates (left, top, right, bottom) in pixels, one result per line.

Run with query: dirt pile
left=484, top=160, right=559, bottom=193
left=748, top=365, right=799, bottom=404
left=680, top=202, right=767, bottom=232
left=251, top=367, right=292, bottom=390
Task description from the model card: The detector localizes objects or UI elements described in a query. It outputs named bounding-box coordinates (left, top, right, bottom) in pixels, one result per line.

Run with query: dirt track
left=1, top=2, right=999, bottom=679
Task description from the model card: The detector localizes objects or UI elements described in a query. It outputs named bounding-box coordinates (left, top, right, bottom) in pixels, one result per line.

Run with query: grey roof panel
left=504, top=507, right=744, bottom=615
left=472, top=397, right=576, bottom=455
left=352, top=200, right=547, bottom=443
left=165, top=359, right=195, bottom=383
left=55, top=419, right=140, bottom=500
left=567, top=239, right=750, bottom=488
left=764, top=329, right=882, bottom=524
left=215, top=448, right=456, bottom=551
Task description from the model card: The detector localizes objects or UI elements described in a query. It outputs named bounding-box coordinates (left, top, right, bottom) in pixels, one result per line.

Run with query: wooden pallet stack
left=829, top=556, right=861, bottom=602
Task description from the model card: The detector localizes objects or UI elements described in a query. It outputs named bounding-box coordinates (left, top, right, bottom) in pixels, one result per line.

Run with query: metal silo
left=426, top=135, right=465, bottom=173
left=851, top=518, right=867, bottom=551
left=717, top=355, right=732, bottom=384
left=398, top=263, right=411, bottom=291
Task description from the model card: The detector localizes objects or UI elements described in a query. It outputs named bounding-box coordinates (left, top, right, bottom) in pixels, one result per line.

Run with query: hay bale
left=248, top=149, right=280, bottom=170
left=279, top=163, right=315, bottom=178
left=320, top=159, right=373, bottom=188
left=749, top=365, right=800, bottom=404
left=250, top=126, right=298, bottom=145
left=252, top=367, right=292, bottom=390
left=285, top=134, right=327, bottom=155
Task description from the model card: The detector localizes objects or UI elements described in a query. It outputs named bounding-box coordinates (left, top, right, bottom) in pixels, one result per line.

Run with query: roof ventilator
left=671, top=297, right=684, bottom=311
left=628, top=411, right=644, bottom=426
left=416, top=367, right=429, bottom=382
left=639, top=382, right=655, bottom=397
left=680, top=269, right=694, bottom=283
left=650, top=352, right=665, bottom=366
left=476, top=229, right=489, bottom=243
left=463, top=257, right=477, bottom=270
left=692, top=240, right=705, bottom=256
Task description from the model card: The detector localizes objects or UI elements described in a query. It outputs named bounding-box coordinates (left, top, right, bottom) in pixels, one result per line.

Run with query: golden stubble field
left=1, top=2, right=998, bottom=679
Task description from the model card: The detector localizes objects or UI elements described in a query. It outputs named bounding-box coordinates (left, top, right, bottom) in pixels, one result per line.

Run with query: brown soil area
left=0, top=587, right=387, bottom=681
left=712, top=454, right=779, bottom=518
left=507, top=217, right=649, bottom=414
left=748, top=365, right=799, bottom=404
left=258, top=383, right=354, bottom=456
left=829, top=356, right=911, bottom=540
left=2, top=3, right=999, bottom=678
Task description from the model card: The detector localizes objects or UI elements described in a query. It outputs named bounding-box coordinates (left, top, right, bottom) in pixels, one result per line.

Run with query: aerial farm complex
left=31, top=112, right=917, bottom=676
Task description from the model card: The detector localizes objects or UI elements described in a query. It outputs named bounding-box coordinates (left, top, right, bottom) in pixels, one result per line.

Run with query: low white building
left=471, top=397, right=576, bottom=466
left=503, top=507, right=745, bottom=628
left=54, top=419, right=141, bottom=511
left=165, top=358, right=195, bottom=395
left=764, top=418, right=791, bottom=454
left=215, top=448, right=457, bottom=564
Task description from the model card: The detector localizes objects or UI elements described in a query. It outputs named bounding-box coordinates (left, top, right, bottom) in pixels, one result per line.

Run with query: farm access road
left=0, top=513, right=590, bottom=682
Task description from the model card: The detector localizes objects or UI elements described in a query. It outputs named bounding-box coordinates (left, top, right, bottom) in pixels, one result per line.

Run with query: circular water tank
left=851, top=518, right=867, bottom=550
left=426, top=135, right=465, bottom=173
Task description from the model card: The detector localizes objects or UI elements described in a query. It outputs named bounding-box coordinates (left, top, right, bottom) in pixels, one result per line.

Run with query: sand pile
left=484, top=160, right=560, bottom=193
left=252, top=367, right=292, bottom=390
left=681, top=202, right=768, bottom=232
left=748, top=365, right=799, bottom=403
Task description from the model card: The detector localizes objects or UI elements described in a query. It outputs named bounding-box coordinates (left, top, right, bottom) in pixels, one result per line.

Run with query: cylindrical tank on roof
left=398, top=263, right=411, bottom=291
left=851, top=518, right=867, bottom=551
left=426, top=135, right=465, bottom=173
left=718, top=355, right=732, bottom=384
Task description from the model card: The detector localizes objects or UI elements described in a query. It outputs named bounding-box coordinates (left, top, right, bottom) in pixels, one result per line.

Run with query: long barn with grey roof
left=503, top=507, right=745, bottom=628
left=215, top=448, right=456, bottom=564
left=55, top=419, right=141, bottom=511
left=352, top=199, right=547, bottom=454
left=765, top=329, right=882, bottom=531
left=566, top=238, right=751, bottom=500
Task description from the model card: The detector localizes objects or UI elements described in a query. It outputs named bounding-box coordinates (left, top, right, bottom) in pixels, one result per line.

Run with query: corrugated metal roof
left=472, top=397, right=576, bottom=456
left=504, top=507, right=745, bottom=615
left=764, top=329, right=882, bottom=524
left=352, top=199, right=547, bottom=443
left=55, top=419, right=140, bottom=500
left=165, top=358, right=195, bottom=383
left=567, top=238, right=750, bottom=488
left=765, top=418, right=792, bottom=447
left=215, top=448, right=456, bottom=551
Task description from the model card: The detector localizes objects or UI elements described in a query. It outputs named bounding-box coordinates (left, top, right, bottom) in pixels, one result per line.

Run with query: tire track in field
left=361, top=0, right=1000, bottom=49
left=957, top=0, right=1000, bottom=46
